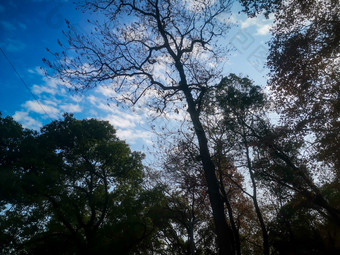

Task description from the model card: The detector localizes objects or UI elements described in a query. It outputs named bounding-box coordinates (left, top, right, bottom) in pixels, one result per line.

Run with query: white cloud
left=42, top=75, right=66, bottom=89
left=86, top=93, right=152, bottom=144
left=238, top=15, right=273, bottom=36
left=256, top=24, right=271, bottom=35
left=14, top=65, right=160, bottom=150
left=0, top=38, right=26, bottom=52
left=87, top=92, right=145, bottom=124
left=43, top=99, right=60, bottom=106
left=240, top=17, right=258, bottom=29
left=13, top=111, right=42, bottom=130
left=116, top=129, right=153, bottom=145
left=183, top=0, right=217, bottom=13
left=218, top=13, right=236, bottom=25
left=60, top=103, right=82, bottom=113
left=28, top=67, right=44, bottom=75
left=96, top=86, right=117, bottom=98
left=163, top=107, right=190, bottom=122
left=29, top=67, right=70, bottom=96
left=87, top=95, right=99, bottom=105
left=70, top=95, right=83, bottom=103
left=88, top=97, right=115, bottom=113
left=32, top=84, right=58, bottom=95
left=24, top=100, right=59, bottom=118
left=104, top=114, right=136, bottom=129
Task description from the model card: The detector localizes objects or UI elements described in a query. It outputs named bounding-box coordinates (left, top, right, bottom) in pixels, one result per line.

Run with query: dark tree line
left=0, top=114, right=171, bottom=254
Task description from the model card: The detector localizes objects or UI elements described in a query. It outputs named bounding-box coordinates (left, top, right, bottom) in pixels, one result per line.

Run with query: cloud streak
left=13, top=67, right=156, bottom=148
left=0, top=38, right=26, bottom=52
left=230, top=12, right=274, bottom=36
left=13, top=111, right=42, bottom=130
left=24, top=100, right=59, bottom=118
left=0, top=20, right=16, bottom=31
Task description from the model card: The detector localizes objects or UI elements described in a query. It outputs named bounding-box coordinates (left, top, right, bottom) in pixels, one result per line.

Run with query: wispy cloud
left=256, top=24, right=271, bottom=35
left=0, top=20, right=16, bottom=31
left=60, top=103, right=82, bottom=113
left=13, top=111, right=42, bottom=130
left=0, top=38, right=26, bottom=52
left=234, top=13, right=274, bottom=36
left=183, top=0, right=217, bottom=13
left=32, top=84, right=58, bottom=95
left=116, top=129, right=153, bottom=145
left=13, top=66, right=155, bottom=147
left=18, top=22, right=27, bottom=30
left=29, top=67, right=69, bottom=96
left=104, top=114, right=136, bottom=129
left=70, top=95, right=84, bottom=103
left=241, top=16, right=272, bottom=36
left=240, top=18, right=258, bottom=29
left=24, top=100, right=60, bottom=118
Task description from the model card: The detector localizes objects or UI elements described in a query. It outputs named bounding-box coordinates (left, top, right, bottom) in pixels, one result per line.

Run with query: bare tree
left=46, top=0, right=236, bottom=253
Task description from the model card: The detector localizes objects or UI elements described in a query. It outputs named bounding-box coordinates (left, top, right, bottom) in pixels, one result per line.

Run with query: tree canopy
left=268, top=0, right=340, bottom=179
left=0, top=114, right=168, bottom=254
left=31, top=0, right=340, bottom=254
left=46, top=0, right=237, bottom=253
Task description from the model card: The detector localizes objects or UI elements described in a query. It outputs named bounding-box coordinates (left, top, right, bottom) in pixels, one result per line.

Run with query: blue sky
left=0, top=0, right=274, bottom=152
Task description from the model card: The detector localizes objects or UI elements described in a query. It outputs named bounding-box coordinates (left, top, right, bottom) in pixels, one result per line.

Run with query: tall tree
left=0, top=114, right=168, bottom=254
left=164, top=140, right=209, bottom=255
left=202, top=74, right=270, bottom=255
left=217, top=75, right=270, bottom=255
left=238, top=0, right=340, bottom=244
left=46, top=1, right=236, bottom=253
left=268, top=191, right=340, bottom=254
left=251, top=124, right=340, bottom=226
left=161, top=133, right=257, bottom=255
left=267, top=0, right=340, bottom=179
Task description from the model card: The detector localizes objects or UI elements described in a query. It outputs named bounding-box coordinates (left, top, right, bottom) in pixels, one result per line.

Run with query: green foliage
left=239, top=0, right=282, bottom=18
left=216, top=74, right=266, bottom=114
left=204, top=73, right=340, bottom=253
left=268, top=190, right=340, bottom=254
left=0, top=114, right=168, bottom=254
left=268, top=0, right=340, bottom=178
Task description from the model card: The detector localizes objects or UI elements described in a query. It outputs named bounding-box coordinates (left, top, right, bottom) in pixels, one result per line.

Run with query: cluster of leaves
left=0, top=114, right=169, bottom=254
left=160, top=70, right=340, bottom=254
left=268, top=0, right=340, bottom=178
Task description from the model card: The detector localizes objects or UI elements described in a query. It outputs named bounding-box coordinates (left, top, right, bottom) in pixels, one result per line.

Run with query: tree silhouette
left=0, top=114, right=168, bottom=254
left=46, top=1, right=235, bottom=253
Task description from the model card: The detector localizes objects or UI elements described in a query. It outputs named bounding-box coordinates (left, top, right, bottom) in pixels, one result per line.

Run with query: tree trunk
left=223, top=191, right=242, bottom=255
left=217, top=160, right=241, bottom=255
left=270, top=146, right=340, bottom=226
left=188, top=219, right=195, bottom=255
left=183, top=89, right=235, bottom=255
left=244, top=142, right=270, bottom=255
